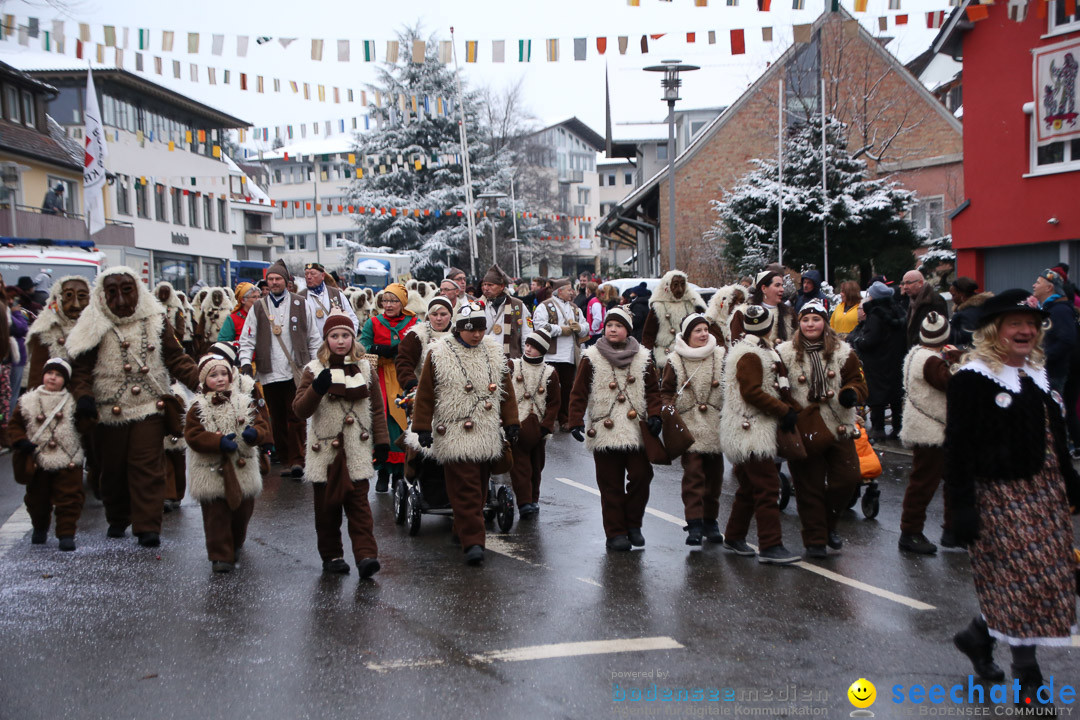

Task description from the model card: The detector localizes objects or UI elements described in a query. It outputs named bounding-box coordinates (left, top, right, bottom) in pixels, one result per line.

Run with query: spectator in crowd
left=1050, top=263, right=1077, bottom=304
left=829, top=280, right=862, bottom=337
left=599, top=284, right=620, bottom=311
left=850, top=281, right=907, bottom=441
left=948, top=277, right=991, bottom=349
left=794, top=269, right=830, bottom=314
left=1032, top=268, right=1077, bottom=393
left=521, top=277, right=550, bottom=312
left=574, top=272, right=591, bottom=314
left=627, top=283, right=652, bottom=341
left=585, top=281, right=605, bottom=346
left=899, top=270, right=948, bottom=348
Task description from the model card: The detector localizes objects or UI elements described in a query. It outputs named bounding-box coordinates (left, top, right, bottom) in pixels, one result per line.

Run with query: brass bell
left=123, top=363, right=133, bottom=372
left=216, top=466, right=224, bottom=474
left=626, top=376, right=636, bottom=384
left=698, top=404, right=708, bottom=413
left=236, top=419, right=244, bottom=426
left=586, top=428, right=597, bottom=438
left=139, top=366, right=149, bottom=375
left=798, top=375, right=807, bottom=384
left=55, top=412, right=63, bottom=421
left=155, top=400, right=165, bottom=410
left=826, top=390, right=835, bottom=399
left=146, top=345, right=155, bottom=352
left=131, top=385, right=142, bottom=396
left=484, top=401, right=493, bottom=410
left=360, top=431, right=370, bottom=441
left=35, top=413, right=45, bottom=422
left=665, top=313, right=671, bottom=320
left=67, top=462, right=76, bottom=470
left=344, top=416, right=355, bottom=425
left=742, top=421, right=751, bottom=429
left=837, top=425, right=847, bottom=435
left=464, top=420, right=475, bottom=431
left=331, top=439, right=341, bottom=449
left=237, top=458, right=247, bottom=468
left=608, top=381, right=618, bottom=390
left=57, top=337, right=65, bottom=346
left=617, top=394, right=626, bottom=403
left=464, top=382, right=474, bottom=392
left=603, top=418, right=614, bottom=429
left=773, top=382, right=780, bottom=390
left=312, top=443, right=321, bottom=452
left=170, top=436, right=179, bottom=443
left=436, top=425, right=447, bottom=435
left=827, top=370, right=836, bottom=379
left=523, top=392, right=532, bottom=400
left=121, top=341, right=130, bottom=350
left=627, top=409, right=638, bottom=420
left=516, top=375, right=524, bottom=382
left=711, top=380, right=720, bottom=389
left=487, top=383, right=497, bottom=393
left=536, top=387, right=544, bottom=395
left=47, top=440, right=57, bottom=449
left=112, top=405, right=122, bottom=416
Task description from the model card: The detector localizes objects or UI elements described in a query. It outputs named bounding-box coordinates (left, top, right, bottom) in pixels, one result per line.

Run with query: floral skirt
left=971, top=426, right=1078, bottom=646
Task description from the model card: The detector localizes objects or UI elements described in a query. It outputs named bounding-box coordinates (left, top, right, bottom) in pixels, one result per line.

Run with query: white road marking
left=576, top=577, right=603, bottom=588
left=1073, top=635, right=1080, bottom=647
left=0, top=505, right=33, bottom=558
left=554, top=476, right=937, bottom=612
left=484, top=536, right=544, bottom=567
left=366, top=635, right=683, bottom=672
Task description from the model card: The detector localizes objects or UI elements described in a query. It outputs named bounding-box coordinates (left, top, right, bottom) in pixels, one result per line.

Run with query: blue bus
left=222, top=260, right=270, bottom=287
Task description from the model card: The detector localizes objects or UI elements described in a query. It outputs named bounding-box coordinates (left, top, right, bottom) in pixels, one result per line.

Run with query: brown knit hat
left=550, top=277, right=572, bottom=291
left=42, top=357, right=71, bottom=385
left=427, top=296, right=453, bottom=316
left=605, top=306, right=634, bottom=333
left=198, top=355, right=233, bottom=390
left=266, top=259, right=291, bottom=281
left=525, top=327, right=553, bottom=353
left=679, top=313, right=709, bottom=342
left=322, top=309, right=356, bottom=339
left=482, top=264, right=510, bottom=287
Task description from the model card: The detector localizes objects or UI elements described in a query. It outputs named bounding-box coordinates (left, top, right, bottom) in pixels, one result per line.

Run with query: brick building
left=599, top=9, right=964, bottom=287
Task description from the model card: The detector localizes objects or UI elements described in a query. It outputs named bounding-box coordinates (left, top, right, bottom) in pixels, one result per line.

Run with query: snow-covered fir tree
left=710, top=116, right=923, bottom=281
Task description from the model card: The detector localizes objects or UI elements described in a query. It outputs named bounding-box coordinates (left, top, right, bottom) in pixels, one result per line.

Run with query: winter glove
left=540, top=427, right=552, bottom=438
left=646, top=415, right=662, bottom=437
left=312, top=368, right=333, bottom=395
left=241, top=426, right=259, bottom=445
left=373, top=444, right=390, bottom=464
left=75, top=395, right=98, bottom=421
left=504, top=425, right=519, bottom=445
left=220, top=433, right=238, bottom=453
left=403, top=378, right=418, bottom=392
left=13, top=438, right=36, bottom=454
left=570, top=426, right=586, bottom=442
left=240, top=364, right=254, bottom=378
left=951, top=503, right=979, bottom=546
left=838, top=388, right=858, bottom=409
left=568, top=321, right=581, bottom=334
left=560, top=325, right=573, bottom=337
left=780, top=409, right=799, bottom=433
left=417, top=431, right=434, bottom=448
left=372, top=344, right=396, bottom=358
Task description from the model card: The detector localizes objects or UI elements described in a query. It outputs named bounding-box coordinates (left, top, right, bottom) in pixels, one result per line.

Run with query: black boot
left=375, top=467, right=390, bottom=493
left=701, top=520, right=724, bottom=544
left=953, top=617, right=1005, bottom=681
left=684, top=520, right=703, bottom=546
left=1012, top=661, right=1054, bottom=714
left=31, top=529, right=47, bottom=545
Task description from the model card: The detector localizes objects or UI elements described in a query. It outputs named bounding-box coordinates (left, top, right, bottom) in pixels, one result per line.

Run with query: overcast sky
left=0, top=0, right=949, bottom=147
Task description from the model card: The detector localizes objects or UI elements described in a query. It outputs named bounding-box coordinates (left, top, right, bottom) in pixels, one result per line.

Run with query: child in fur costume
left=508, top=328, right=561, bottom=518
left=568, top=307, right=663, bottom=552
left=184, top=355, right=271, bottom=573
left=293, top=310, right=390, bottom=578
left=9, top=358, right=84, bottom=551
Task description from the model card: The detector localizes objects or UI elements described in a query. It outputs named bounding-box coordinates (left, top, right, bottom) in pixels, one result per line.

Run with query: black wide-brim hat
left=977, top=288, right=1050, bottom=328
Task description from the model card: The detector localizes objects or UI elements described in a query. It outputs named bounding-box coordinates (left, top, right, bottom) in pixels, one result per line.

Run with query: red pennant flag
left=686, top=32, right=696, bottom=43
left=76, top=39, right=84, bottom=58
left=757, top=0, right=771, bottom=10
left=596, top=37, right=607, bottom=54
left=305, top=202, right=312, bottom=210
left=1036, top=0, right=1048, bottom=18
left=283, top=152, right=289, bottom=161
left=1067, top=0, right=1077, bottom=16
left=337, top=205, right=343, bottom=212
left=895, top=14, right=908, bottom=24
left=650, top=33, right=666, bottom=40
left=966, top=4, right=989, bottom=21
left=730, top=29, right=746, bottom=55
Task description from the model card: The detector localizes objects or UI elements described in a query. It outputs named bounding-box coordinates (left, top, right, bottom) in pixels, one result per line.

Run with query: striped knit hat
left=742, top=305, right=774, bottom=336
left=919, top=311, right=950, bottom=346
left=42, top=357, right=71, bottom=385
left=605, top=306, right=634, bottom=333
left=198, top=354, right=233, bottom=390
left=525, top=327, right=553, bottom=353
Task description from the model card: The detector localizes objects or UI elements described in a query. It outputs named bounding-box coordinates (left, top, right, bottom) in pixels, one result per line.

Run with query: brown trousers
left=509, top=440, right=545, bottom=507
left=724, top=455, right=783, bottom=550
left=312, top=480, right=377, bottom=562
left=96, top=415, right=167, bottom=535
left=262, top=379, right=306, bottom=467
left=901, top=445, right=951, bottom=535
left=444, top=460, right=490, bottom=549
left=594, top=449, right=653, bottom=538
left=552, top=362, right=576, bottom=426
left=681, top=452, right=724, bottom=523
left=199, top=497, right=255, bottom=563
left=788, top=440, right=861, bottom=546
left=164, top=450, right=186, bottom=502
left=24, top=466, right=85, bottom=537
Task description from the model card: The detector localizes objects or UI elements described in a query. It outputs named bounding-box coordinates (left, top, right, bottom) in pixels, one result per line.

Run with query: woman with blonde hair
left=829, top=281, right=861, bottom=337
left=945, top=289, right=1080, bottom=709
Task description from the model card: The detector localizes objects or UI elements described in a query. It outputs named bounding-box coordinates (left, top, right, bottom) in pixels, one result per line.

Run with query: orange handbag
left=853, top=422, right=882, bottom=480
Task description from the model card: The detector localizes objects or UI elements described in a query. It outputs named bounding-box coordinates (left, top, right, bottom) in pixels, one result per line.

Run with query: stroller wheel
left=777, top=472, right=792, bottom=511
left=861, top=481, right=880, bottom=520
left=496, top=486, right=515, bottom=533
left=393, top=477, right=408, bottom=525
left=406, top=486, right=422, bottom=536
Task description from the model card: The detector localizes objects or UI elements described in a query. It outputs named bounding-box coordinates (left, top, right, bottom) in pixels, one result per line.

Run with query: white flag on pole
left=83, top=66, right=108, bottom=236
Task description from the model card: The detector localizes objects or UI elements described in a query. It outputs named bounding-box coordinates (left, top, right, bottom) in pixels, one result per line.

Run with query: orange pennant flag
left=966, top=4, right=990, bottom=20
left=686, top=32, right=696, bottom=43
left=730, top=29, right=746, bottom=55
left=596, top=37, right=607, bottom=54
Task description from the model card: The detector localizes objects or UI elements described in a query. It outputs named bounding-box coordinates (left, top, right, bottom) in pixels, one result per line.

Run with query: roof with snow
left=222, top=153, right=272, bottom=206
left=534, top=117, right=605, bottom=151
left=256, top=135, right=358, bottom=161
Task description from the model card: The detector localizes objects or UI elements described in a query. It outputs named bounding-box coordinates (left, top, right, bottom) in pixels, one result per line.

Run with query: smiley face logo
left=847, top=678, right=876, bottom=711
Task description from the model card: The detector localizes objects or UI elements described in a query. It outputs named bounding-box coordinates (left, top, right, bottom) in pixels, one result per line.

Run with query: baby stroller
left=846, top=421, right=882, bottom=519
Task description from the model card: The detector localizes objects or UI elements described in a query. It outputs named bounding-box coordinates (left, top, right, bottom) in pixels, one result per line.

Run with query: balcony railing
left=244, top=230, right=284, bottom=248
left=0, top=204, right=135, bottom=246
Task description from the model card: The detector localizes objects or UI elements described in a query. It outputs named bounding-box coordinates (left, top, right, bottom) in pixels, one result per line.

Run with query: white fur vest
left=582, top=345, right=650, bottom=452
left=408, top=323, right=451, bottom=375
left=649, top=299, right=702, bottom=368
left=511, top=358, right=554, bottom=422
left=667, top=344, right=726, bottom=456
left=27, top=308, right=75, bottom=361
left=899, top=346, right=947, bottom=447
left=428, top=336, right=508, bottom=463
left=17, top=388, right=83, bottom=471
left=303, top=358, right=377, bottom=483
left=721, top=341, right=783, bottom=464
left=777, top=341, right=858, bottom=440
left=186, top=389, right=262, bottom=502
left=164, top=382, right=188, bottom=452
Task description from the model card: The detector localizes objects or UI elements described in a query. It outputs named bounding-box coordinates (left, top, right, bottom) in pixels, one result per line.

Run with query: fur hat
left=266, top=259, right=290, bottom=281
left=679, top=312, right=709, bottom=342
left=741, top=305, right=774, bottom=336
left=482, top=264, right=510, bottom=287
left=454, top=301, right=487, bottom=331
left=322, top=309, right=356, bottom=339
left=867, top=281, right=893, bottom=301
left=605, top=306, right=634, bottom=333
left=427, top=296, right=453, bottom=316
left=977, top=289, right=1050, bottom=328
left=798, top=299, right=829, bottom=319
left=42, top=357, right=71, bottom=384
left=208, top=341, right=240, bottom=366
left=198, top=355, right=233, bottom=389
left=550, top=277, right=572, bottom=291
left=919, top=311, right=950, bottom=346
left=525, top=327, right=553, bottom=353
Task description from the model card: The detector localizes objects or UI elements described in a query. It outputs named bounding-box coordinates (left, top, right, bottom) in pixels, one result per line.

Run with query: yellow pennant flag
left=168, top=141, right=175, bottom=151
left=414, top=159, right=422, bottom=170
left=466, top=40, right=478, bottom=62
left=348, top=153, right=356, bottom=165
left=185, top=130, right=192, bottom=143
left=212, top=145, right=221, bottom=158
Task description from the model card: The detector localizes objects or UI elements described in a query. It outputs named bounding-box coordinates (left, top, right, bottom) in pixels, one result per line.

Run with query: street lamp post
left=476, top=189, right=508, bottom=269
left=643, top=60, right=699, bottom=274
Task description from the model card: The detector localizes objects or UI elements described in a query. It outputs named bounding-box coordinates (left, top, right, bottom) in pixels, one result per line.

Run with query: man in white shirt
left=298, top=262, right=357, bottom=336
left=531, top=278, right=588, bottom=429
left=239, top=259, right=323, bottom=479
left=480, top=264, right=531, bottom=359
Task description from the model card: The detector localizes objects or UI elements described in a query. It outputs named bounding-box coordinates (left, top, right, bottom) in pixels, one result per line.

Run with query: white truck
left=351, top=251, right=413, bottom=290
left=0, top=238, right=109, bottom=286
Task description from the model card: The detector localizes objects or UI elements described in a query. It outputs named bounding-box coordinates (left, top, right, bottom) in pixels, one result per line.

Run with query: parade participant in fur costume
left=728, top=271, right=796, bottom=349
left=479, top=264, right=531, bottom=360
left=641, top=269, right=706, bottom=369
left=184, top=354, right=271, bottom=573
left=508, top=328, right=560, bottom=518
left=195, top=288, right=230, bottom=357
left=217, top=282, right=259, bottom=342
left=155, top=282, right=186, bottom=345
left=25, top=275, right=90, bottom=388
left=411, top=301, right=519, bottom=566
left=68, top=267, right=200, bottom=547
left=395, top=296, right=454, bottom=393
left=704, top=284, right=748, bottom=348
left=299, top=262, right=357, bottom=336
left=568, top=307, right=663, bottom=552
left=9, top=358, right=84, bottom=551
left=532, top=278, right=589, bottom=430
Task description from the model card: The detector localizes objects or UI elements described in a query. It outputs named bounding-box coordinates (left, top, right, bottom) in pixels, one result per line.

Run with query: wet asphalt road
left=0, top=433, right=1076, bottom=720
